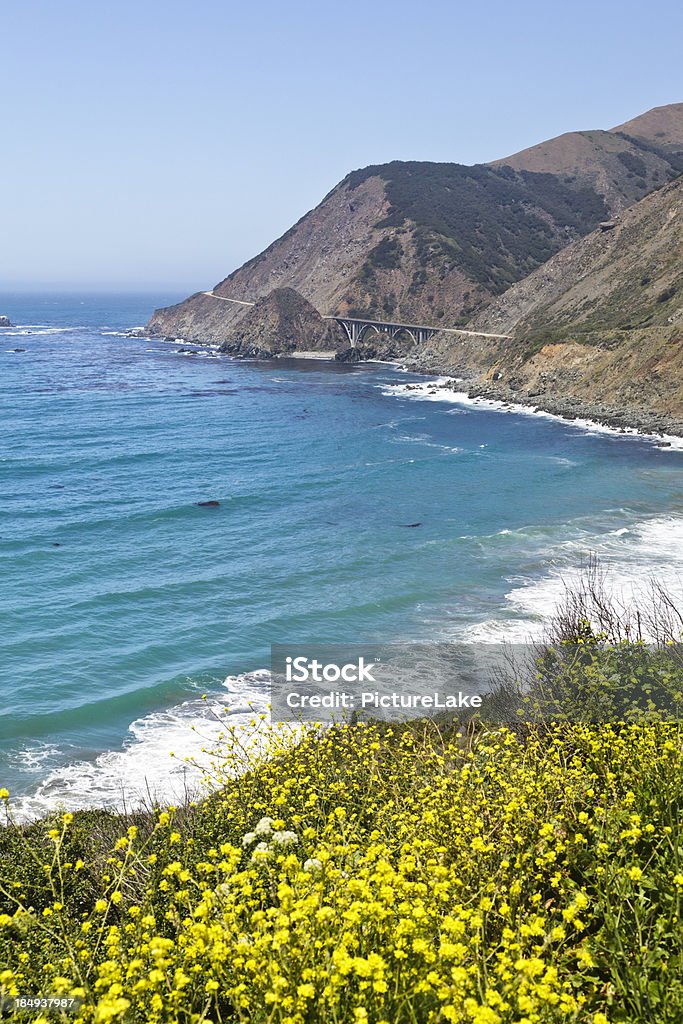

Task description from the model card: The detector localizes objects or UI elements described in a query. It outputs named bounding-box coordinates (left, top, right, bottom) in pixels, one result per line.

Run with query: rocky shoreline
left=326, top=328, right=683, bottom=439
left=466, top=382, right=683, bottom=440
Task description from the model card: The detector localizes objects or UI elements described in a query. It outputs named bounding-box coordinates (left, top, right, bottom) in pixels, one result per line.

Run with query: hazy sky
left=2, top=0, right=682, bottom=291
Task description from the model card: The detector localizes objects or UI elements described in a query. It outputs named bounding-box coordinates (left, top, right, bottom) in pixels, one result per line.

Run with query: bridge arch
left=357, top=323, right=385, bottom=345
left=390, top=326, right=418, bottom=344
left=330, top=315, right=444, bottom=349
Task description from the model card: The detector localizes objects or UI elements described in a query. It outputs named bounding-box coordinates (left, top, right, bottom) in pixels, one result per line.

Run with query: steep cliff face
left=464, top=326, right=683, bottom=434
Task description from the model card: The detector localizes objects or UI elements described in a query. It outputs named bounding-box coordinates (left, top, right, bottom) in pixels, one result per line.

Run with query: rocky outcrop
left=0, top=316, right=12, bottom=328
left=218, top=288, right=346, bottom=357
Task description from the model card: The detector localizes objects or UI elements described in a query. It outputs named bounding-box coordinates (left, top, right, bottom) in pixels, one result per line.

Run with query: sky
left=2, top=0, right=682, bottom=292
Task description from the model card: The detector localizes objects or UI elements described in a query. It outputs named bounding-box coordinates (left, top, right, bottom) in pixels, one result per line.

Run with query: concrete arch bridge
left=200, top=293, right=511, bottom=346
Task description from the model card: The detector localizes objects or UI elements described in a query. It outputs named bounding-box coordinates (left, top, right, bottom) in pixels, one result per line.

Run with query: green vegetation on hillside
left=616, top=151, right=648, bottom=178
left=364, top=236, right=403, bottom=271
left=612, top=133, right=683, bottom=176
left=347, top=161, right=608, bottom=295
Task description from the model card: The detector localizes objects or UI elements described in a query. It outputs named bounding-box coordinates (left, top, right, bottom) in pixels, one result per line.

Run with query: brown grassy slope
left=613, top=103, right=683, bottom=148
left=491, top=103, right=683, bottom=213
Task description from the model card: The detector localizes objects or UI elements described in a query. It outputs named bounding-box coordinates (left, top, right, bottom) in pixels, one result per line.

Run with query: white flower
left=254, top=816, right=274, bottom=836
left=250, top=841, right=271, bottom=862
left=241, top=831, right=256, bottom=847
left=303, top=858, right=323, bottom=873
left=271, top=830, right=298, bottom=847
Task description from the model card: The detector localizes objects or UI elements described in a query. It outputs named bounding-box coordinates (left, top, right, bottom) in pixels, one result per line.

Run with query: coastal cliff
left=147, top=102, right=683, bottom=341
left=145, top=102, right=683, bottom=433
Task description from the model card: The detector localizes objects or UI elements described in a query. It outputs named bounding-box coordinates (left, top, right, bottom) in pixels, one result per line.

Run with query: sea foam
left=9, top=671, right=271, bottom=822
left=381, top=378, right=683, bottom=451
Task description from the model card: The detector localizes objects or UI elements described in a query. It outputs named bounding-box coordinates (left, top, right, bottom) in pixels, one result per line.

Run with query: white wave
left=1, top=326, right=83, bottom=336
left=15, top=742, right=62, bottom=772
left=390, top=430, right=462, bottom=455
left=547, top=456, right=578, bottom=467
left=466, top=514, right=683, bottom=642
left=463, top=618, right=543, bottom=643
left=10, top=671, right=272, bottom=823
left=381, top=379, right=683, bottom=451
left=365, top=358, right=404, bottom=366
left=154, top=337, right=220, bottom=351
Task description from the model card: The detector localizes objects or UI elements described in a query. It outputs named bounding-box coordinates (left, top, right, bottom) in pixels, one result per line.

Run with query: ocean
left=2, top=292, right=683, bottom=819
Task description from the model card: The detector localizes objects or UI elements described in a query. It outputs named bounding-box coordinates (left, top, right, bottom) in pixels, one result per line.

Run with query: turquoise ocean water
left=2, top=293, right=683, bottom=817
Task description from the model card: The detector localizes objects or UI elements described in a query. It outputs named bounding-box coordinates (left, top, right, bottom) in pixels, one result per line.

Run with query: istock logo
left=285, top=656, right=377, bottom=683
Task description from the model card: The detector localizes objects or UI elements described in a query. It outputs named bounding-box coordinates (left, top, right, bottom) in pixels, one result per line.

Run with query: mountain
left=612, top=103, right=683, bottom=149
left=147, top=104, right=683, bottom=347
left=490, top=102, right=683, bottom=213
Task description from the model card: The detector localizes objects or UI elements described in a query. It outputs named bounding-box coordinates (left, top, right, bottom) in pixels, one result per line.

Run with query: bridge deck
left=324, top=315, right=511, bottom=341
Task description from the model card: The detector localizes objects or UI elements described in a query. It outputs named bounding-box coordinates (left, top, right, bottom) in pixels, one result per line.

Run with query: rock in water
left=219, top=288, right=345, bottom=357
left=196, top=500, right=221, bottom=507
left=0, top=315, right=12, bottom=327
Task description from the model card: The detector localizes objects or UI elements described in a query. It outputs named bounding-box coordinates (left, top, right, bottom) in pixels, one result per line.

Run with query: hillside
left=490, top=102, right=683, bottom=213
left=424, top=176, right=683, bottom=432
left=147, top=164, right=611, bottom=342
left=147, top=104, right=683, bottom=347
left=473, top=175, right=683, bottom=341
left=613, top=102, right=683, bottom=149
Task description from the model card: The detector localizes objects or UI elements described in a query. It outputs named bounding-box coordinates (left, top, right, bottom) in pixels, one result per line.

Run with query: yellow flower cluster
left=2, top=719, right=683, bottom=1022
